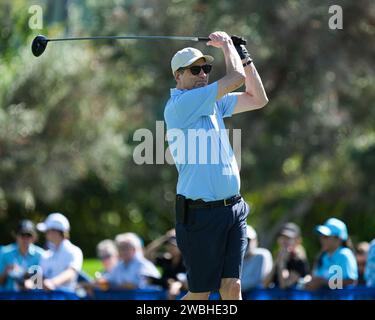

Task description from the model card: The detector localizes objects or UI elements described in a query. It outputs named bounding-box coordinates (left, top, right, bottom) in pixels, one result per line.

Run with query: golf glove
left=231, top=35, right=250, bottom=60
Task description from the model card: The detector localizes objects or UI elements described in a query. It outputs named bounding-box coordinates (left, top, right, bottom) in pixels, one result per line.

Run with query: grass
left=82, top=258, right=102, bottom=278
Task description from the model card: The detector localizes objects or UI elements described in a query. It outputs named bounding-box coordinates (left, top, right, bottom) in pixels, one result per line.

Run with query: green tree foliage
left=0, top=0, right=374, bottom=260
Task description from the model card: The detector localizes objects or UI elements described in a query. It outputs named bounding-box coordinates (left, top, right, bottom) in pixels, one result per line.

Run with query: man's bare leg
left=181, top=291, right=210, bottom=300
left=219, top=278, right=242, bottom=300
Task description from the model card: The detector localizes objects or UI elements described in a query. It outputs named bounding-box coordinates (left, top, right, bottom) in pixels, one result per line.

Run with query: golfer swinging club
left=164, top=31, right=268, bottom=300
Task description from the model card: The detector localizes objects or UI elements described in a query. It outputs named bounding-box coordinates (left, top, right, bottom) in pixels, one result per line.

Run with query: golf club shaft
left=32, top=34, right=246, bottom=57
left=47, top=35, right=211, bottom=42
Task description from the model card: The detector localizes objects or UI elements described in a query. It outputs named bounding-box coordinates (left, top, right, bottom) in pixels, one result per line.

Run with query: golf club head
left=31, top=35, right=49, bottom=57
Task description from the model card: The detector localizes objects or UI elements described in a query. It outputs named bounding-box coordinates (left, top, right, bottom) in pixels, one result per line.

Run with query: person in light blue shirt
left=241, top=225, right=273, bottom=292
left=0, top=220, right=44, bottom=291
left=164, top=31, right=268, bottom=300
left=36, top=213, right=83, bottom=292
left=365, top=239, right=375, bottom=287
left=305, top=218, right=358, bottom=290
left=103, top=233, right=160, bottom=289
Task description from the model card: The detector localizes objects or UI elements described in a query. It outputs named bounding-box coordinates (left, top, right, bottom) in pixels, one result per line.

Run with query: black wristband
left=243, top=59, right=253, bottom=67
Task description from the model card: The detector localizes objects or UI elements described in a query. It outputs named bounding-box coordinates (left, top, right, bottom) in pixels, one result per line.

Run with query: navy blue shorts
left=175, top=198, right=250, bottom=293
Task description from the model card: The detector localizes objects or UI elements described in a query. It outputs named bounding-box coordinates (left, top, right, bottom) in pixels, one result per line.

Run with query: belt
left=186, top=195, right=242, bottom=209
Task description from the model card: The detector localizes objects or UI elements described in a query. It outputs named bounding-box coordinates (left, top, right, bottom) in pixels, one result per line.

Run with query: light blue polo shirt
left=40, top=239, right=83, bottom=292
left=365, top=239, right=375, bottom=287
left=0, top=243, right=45, bottom=290
left=104, top=254, right=161, bottom=289
left=164, top=81, right=239, bottom=201
left=313, top=246, right=358, bottom=281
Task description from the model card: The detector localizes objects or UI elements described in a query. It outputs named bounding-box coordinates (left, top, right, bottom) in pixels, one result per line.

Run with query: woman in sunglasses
left=164, top=31, right=268, bottom=300
left=304, top=218, right=358, bottom=290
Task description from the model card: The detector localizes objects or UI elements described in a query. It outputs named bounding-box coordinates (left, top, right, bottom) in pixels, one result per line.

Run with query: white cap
left=171, top=47, right=214, bottom=75
left=246, top=225, right=257, bottom=240
left=37, top=213, right=70, bottom=232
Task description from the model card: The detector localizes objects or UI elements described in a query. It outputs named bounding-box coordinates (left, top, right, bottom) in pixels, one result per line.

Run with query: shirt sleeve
left=365, top=241, right=375, bottom=286
left=35, top=247, right=45, bottom=265
left=0, top=252, right=5, bottom=274
left=171, top=82, right=218, bottom=127
left=140, top=260, right=161, bottom=279
left=338, top=251, right=358, bottom=280
left=103, top=267, right=116, bottom=284
left=68, top=248, right=83, bottom=272
left=313, top=265, right=324, bottom=278
left=216, top=93, right=238, bottom=118
left=262, top=251, right=274, bottom=280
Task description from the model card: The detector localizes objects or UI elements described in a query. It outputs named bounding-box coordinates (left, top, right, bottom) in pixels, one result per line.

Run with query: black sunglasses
left=185, top=64, right=212, bottom=75
left=99, top=254, right=112, bottom=260
left=19, top=233, right=33, bottom=238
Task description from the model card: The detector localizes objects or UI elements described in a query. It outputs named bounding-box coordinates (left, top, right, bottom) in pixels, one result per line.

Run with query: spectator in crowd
left=355, top=241, right=369, bottom=285
left=0, top=220, right=44, bottom=291
left=241, top=225, right=273, bottom=292
left=144, top=229, right=187, bottom=299
left=365, top=239, right=375, bottom=287
left=102, top=232, right=161, bottom=289
left=304, top=218, right=358, bottom=291
left=76, top=239, right=119, bottom=293
left=95, top=239, right=119, bottom=278
left=26, top=213, right=83, bottom=292
left=263, top=222, right=309, bottom=289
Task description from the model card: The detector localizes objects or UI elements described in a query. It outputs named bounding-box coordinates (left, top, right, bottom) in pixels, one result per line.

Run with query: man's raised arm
left=231, top=36, right=269, bottom=114
left=207, top=32, right=246, bottom=100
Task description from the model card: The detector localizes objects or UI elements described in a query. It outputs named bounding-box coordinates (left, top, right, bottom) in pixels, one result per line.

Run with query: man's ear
left=174, top=70, right=182, bottom=82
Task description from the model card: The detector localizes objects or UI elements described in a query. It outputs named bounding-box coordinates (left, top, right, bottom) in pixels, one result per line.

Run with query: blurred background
left=0, top=0, right=374, bottom=272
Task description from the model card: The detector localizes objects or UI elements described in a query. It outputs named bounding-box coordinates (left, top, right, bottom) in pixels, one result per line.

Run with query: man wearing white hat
left=164, top=31, right=268, bottom=300
left=35, top=213, right=83, bottom=292
left=241, top=225, right=273, bottom=293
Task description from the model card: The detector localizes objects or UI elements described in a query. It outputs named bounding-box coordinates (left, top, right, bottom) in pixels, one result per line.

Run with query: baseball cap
left=278, top=222, right=301, bottom=239
left=37, top=213, right=70, bottom=232
left=15, top=220, right=37, bottom=236
left=315, top=218, right=348, bottom=241
left=246, top=225, right=257, bottom=240
left=171, top=47, right=214, bottom=75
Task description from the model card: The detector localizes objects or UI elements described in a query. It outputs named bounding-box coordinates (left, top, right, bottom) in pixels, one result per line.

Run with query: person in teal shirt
left=0, top=220, right=44, bottom=291
left=365, top=239, right=375, bottom=287
left=305, top=218, right=358, bottom=290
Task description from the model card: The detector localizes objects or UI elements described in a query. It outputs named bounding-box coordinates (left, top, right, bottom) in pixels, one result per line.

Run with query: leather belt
left=186, top=195, right=242, bottom=209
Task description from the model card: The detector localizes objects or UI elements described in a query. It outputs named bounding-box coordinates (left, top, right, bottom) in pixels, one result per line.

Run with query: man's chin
left=194, top=82, right=207, bottom=88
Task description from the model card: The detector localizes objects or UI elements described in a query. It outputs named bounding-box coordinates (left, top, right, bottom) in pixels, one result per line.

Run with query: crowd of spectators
left=242, top=218, right=375, bottom=292
left=1, top=213, right=375, bottom=299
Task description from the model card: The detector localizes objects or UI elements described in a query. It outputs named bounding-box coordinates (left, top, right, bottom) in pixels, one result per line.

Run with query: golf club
left=31, top=34, right=247, bottom=57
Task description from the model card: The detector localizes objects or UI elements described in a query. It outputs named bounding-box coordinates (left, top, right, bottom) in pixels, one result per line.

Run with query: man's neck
left=327, top=246, right=341, bottom=255
left=18, top=245, right=29, bottom=256
left=52, top=238, right=64, bottom=249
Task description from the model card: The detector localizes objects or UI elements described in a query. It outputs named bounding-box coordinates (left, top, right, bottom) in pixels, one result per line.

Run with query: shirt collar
left=59, top=239, right=71, bottom=250
left=121, top=255, right=142, bottom=268
left=170, top=88, right=187, bottom=97
left=28, top=244, right=36, bottom=255
left=15, top=243, right=36, bottom=256
left=327, top=246, right=343, bottom=258
left=49, top=239, right=69, bottom=252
